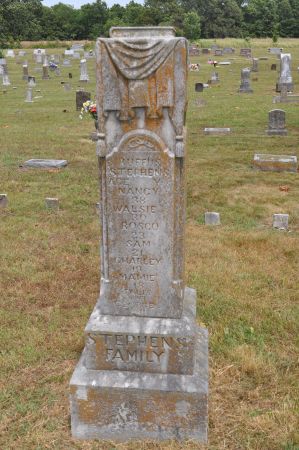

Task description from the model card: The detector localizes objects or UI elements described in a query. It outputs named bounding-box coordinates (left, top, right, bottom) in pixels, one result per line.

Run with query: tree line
left=1, top=0, right=299, bottom=46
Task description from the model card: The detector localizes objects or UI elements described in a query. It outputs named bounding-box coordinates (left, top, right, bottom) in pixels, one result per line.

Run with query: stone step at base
left=70, top=325, right=208, bottom=442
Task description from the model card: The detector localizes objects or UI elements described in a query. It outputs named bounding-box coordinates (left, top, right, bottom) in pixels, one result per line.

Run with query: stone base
left=266, top=129, right=287, bottom=136
left=70, top=287, right=208, bottom=442
left=238, top=88, right=253, bottom=93
left=276, top=82, right=293, bottom=92
left=70, top=327, right=208, bottom=442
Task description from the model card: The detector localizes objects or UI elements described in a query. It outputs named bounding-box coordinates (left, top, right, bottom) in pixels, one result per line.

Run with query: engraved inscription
left=97, top=333, right=187, bottom=363
left=104, top=131, right=176, bottom=317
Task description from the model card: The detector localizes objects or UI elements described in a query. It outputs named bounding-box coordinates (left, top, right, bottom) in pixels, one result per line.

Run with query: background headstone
left=238, top=68, right=253, bottom=93
left=205, top=212, right=221, bottom=225
left=267, top=109, right=287, bottom=135
left=273, top=214, right=289, bottom=230
left=0, top=194, right=8, bottom=208
left=76, top=89, right=90, bottom=110
left=253, top=154, right=297, bottom=172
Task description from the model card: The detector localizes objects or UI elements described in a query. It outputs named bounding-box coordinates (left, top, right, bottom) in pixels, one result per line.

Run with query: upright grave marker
left=276, top=53, right=293, bottom=92
left=267, top=109, right=287, bottom=136
left=238, top=68, right=253, bottom=93
left=70, top=26, right=208, bottom=443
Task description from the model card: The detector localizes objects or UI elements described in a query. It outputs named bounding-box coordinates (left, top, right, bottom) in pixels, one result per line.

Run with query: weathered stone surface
left=238, top=68, right=253, bottom=93
left=25, top=88, right=34, bottom=103
left=218, top=61, right=231, bottom=65
left=24, top=159, right=68, bottom=168
left=252, top=154, right=297, bottom=172
left=266, top=109, right=287, bottom=136
left=79, top=59, right=89, bottom=82
left=195, top=82, right=204, bottom=92
left=252, top=58, right=259, bottom=72
left=204, top=128, right=230, bottom=135
left=276, top=53, right=293, bottom=92
left=45, top=197, right=59, bottom=209
left=273, top=84, right=299, bottom=104
left=76, top=89, right=90, bottom=111
left=188, top=46, right=200, bottom=56
left=28, top=76, right=36, bottom=87
left=0, top=194, right=8, bottom=208
left=240, top=48, right=252, bottom=57
left=273, top=214, right=289, bottom=230
left=223, top=47, right=235, bottom=54
left=209, top=72, right=219, bottom=84
left=202, top=48, right=210, bottom=54
left=85, top=287, right=197, bottom=375
left=22, top=64, right=29, bottom=80
left=42, top=64, right=50, bottom=80
left=205, top=212, right=220, bottom=225
left=70, top=26, right=208, bottom=443
left=214, top=49, right=223, bottom=56
left=268, top=47, right=283, bottom=55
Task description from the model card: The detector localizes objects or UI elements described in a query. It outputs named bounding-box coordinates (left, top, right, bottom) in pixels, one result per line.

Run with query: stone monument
left=238, top=68, right=253, bottom=93
left=79, top=58, right=89, bottom=82
left=266, top=109, right=287, bottom=136
left=42, top=64, right=50, bottom=80
left=251, top=58, right=258, bottom=72
left=276, top=53, right=293, bottom=92
left=76, top=89, right=90, bottom=110
left=22, top=63, right=29, bottom=81
left=70, top=26, right=208, bottom=442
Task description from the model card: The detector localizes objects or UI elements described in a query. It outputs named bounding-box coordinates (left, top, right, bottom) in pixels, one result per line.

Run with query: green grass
left=0, top=39, right=299, bottom=450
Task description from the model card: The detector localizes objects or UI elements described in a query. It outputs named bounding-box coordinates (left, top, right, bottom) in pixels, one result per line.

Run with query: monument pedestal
left=70, top=288, right=208, bottom=441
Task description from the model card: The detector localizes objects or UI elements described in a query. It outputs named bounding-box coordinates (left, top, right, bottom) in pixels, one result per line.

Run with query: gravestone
left=272, top=214, right=289, bottom=230
left=271, top=63, right=277, bottom=71
left=205, top=212, right=220, bottom=225
left=64, top=82, right=71, bottom=91
left=42, top=64, right=50, bottom=80
left=63, top=59, right=71, bottom=66
left=24, top=159, right=68, bottom=168
left=0, top=194, right=8, bottom=208
left=223, top=47, right=235, bottom=54
left=6, top=49, right=15, bottom=58
left=195, top=82, right=204, bottom=92
left=252, top=154, right=297, bottom=172
left=45, top=198, right=59, bottom=209
left=276, top=53, right=293, bottom=92
left=70, top=26, right=208, bottom=443
left=18, top=50, right=26, bottom=57
left=240, top=48, right=251, bottom=57
left=25, top=87, right=34, bottom=103
left=36, top=53, right=43, bottom=64
left=252, top=58, right=258, bottom=72
left=73, top=52, right=81, bottom=59
left=65, top=49, right=74, bottom=57
left=204, top=128, right=230, bottom=135
left=209, top=72, right=219, bottom=84
left=28, top=76, right=36, bottom=87
left=2, top=74, right=11, bottom=86
left=273, top=83, right=299, bottom=104
left=79, top=58, right=89, bottom=82
left=33, top=49, right=46, bottom=55
left=266, top=109, right=287, bottom=135
left=202, top=48, right=210, bottom=54
left=214, top=49, right=223, bottom=56
left=43, top=54, right=49, bottom=66
left=22, top=64, right=29, bottom=80
left=238, top=68, right=253, bottom=93
left=268, top=48, right=283, bottom=55
left=76, top=89, right=91, bottom=110
left=189, top=46, right=200, bottom=56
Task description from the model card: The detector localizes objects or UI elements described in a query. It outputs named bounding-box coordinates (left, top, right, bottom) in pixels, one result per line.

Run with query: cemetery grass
left=0, top=40, right=298, bottom=450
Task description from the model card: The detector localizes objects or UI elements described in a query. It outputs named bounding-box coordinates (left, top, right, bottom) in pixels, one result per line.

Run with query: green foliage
left=0, top=0, right=298, bottom=41
left=183, top=11, right=201, bottom=40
